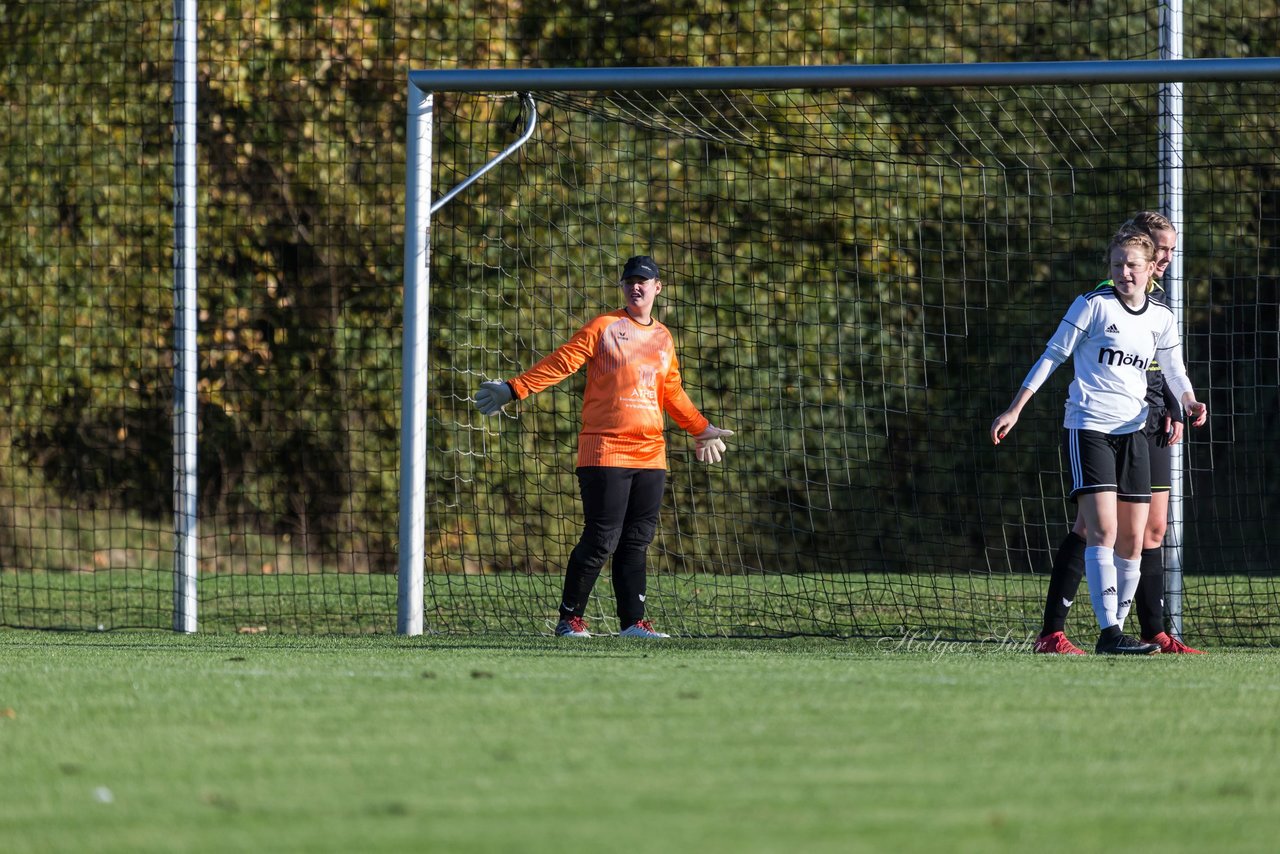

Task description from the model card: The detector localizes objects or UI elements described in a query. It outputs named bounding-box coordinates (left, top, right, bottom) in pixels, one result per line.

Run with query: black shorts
left=1063, top=428, right=1151, bottom=504
left=1146, top=427, right=1172, bottom=494
left=1143, top=426, right=1172, bottom=493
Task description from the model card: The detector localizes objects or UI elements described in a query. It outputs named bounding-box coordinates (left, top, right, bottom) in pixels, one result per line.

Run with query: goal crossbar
left=410, top=57, right=1280, bottom=93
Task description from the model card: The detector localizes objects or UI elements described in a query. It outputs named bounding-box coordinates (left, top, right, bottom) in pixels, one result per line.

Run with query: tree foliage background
left=1, top=1, right=1276, bottom=590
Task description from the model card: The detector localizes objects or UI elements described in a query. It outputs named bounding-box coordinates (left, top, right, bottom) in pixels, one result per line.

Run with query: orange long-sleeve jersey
left=507, top=309, right=710, bottom=469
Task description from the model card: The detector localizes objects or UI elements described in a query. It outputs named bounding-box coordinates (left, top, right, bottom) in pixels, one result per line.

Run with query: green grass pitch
left=2, top=631, right=1278, bottom=853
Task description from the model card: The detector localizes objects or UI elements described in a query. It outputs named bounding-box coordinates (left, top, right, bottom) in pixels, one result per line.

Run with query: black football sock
left=1135, top=547, right=1166, bottom=639
left=1041, top=531, right=1087, bottom=636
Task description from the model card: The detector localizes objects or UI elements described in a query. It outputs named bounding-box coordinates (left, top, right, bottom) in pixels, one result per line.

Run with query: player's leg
left=1137, top=490, right=1170, bottom=637
left=1035, top=513, right=1088, bottom=653
left=1112, top=430, right=1152, bottom=631
left=1089, top=493, right=1155, bottom=654
left=612, top=468, right=669, bottom=637
left=1136, top=429, right=1171, bottom=640
left=1065, top=429, right=1119, bottom=634
left=1090, top=431, right=1157, bottom=654
left=557, top=466, right=630, bottom=635
left=1077, top=489, right=1120, bottom=630
left=1064, top=430, right=1116, bottom=637
left=1040, top=512, right=1089, bottom=628
left=1035, top=418, right=1096, bottom=651
left=1137, top=435, right=1205, bottom=652
left=1113, top=498, right=1149, bottom=630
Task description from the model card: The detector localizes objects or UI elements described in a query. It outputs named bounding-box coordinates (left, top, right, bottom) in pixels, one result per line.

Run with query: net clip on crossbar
left=431, top=92, right=537, bottom=214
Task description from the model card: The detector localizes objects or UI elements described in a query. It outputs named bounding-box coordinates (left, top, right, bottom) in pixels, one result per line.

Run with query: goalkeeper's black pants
left=560, top=466, right=666, bottom=628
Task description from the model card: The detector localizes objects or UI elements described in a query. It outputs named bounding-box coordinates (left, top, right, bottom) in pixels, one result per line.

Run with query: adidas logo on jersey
left=1106, top=323, right=1120, bottom=334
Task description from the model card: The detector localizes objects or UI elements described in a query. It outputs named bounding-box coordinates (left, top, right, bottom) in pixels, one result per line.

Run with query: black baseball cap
left=621, top=255, right=660, bottom=280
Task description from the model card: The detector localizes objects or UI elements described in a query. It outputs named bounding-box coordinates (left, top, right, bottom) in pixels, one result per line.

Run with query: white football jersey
left=1023, top=288, right=1188, bottom=433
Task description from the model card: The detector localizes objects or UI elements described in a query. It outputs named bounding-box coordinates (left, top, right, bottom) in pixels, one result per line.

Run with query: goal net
left=3, top=2, right=1278, bottom=644
left=416, top=70, right=1280, bottom=641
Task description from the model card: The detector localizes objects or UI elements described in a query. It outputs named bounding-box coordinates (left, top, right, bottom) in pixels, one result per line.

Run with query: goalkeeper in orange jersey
left=473, top=255, right=732, bottom=639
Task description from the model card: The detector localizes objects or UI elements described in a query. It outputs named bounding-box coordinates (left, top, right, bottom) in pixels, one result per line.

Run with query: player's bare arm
left=991, top=387, right=1034, bottom=445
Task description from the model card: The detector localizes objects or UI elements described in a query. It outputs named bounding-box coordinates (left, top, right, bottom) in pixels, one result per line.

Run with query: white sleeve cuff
left=1021, top=353, right=1062, bottom=393
left=1165, top=371, right=1194, bottom=403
